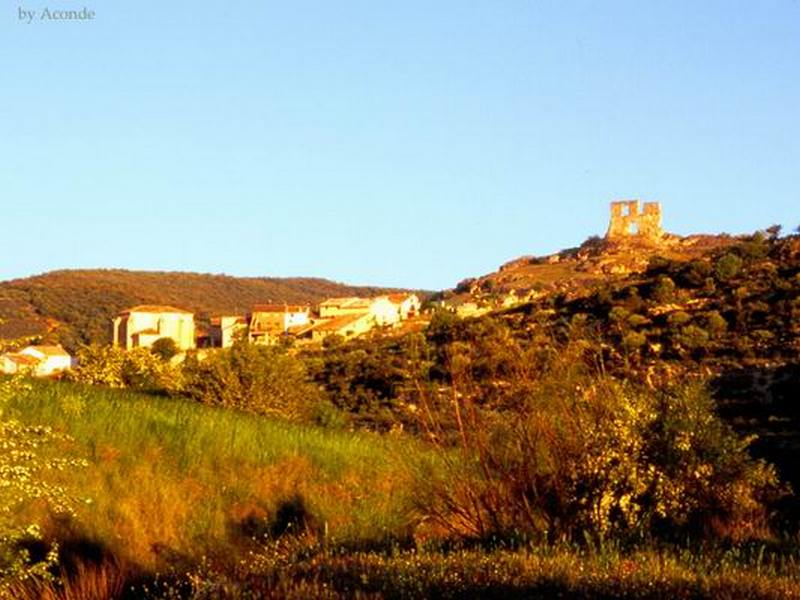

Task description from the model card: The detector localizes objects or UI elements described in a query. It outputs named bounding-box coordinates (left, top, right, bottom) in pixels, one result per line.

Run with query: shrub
left=150, top=337, right=178, bottom=361
left=69, top=345, right=182, bottom=394
left=622, top=331, right=647, bottom=352
left=414, top=346, right=785, bottom=544
left=677, top=325, right=710, bottom=353
left=714, top=253, right=743, bottom=282
left=678, top=260, right=712, bottom=288
left=182, top=342, right=321, bottom=420
left=651, top=276, right=676, bottom=303
left=68, top=345, right=127, bottom=388
left=704, top=311, right=728, bottom=338
left=666, top=311, right=691, bottom=329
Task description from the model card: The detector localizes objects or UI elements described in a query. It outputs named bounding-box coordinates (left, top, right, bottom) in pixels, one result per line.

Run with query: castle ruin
left=606, top=200, right=663, bottom=241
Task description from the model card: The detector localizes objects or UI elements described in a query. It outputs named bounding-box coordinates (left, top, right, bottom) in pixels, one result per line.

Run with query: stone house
left=311, top=311, right=375, bottom=342
left=113, top=305, right=195, bottom=351
left=209, top=315, right=248, bottom=348
left=367, top=296, right=403, bottom=326
left=248, top=304, right=310, bottom=344
left=20, top=345, right=73, bottom=375
left=318, top=297, right=373, bottom=318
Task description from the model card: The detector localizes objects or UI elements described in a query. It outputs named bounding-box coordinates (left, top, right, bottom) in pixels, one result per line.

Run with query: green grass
left=6, top=378, right=800, bottom=599
left=5, top=379, right=425, bottom=570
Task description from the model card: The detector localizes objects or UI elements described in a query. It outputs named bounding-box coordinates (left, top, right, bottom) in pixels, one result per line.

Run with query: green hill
left=0, top=269, right=418, bottom=350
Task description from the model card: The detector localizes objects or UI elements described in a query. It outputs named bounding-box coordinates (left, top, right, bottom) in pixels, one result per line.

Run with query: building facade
left=113, top=305, right=195, bottom=350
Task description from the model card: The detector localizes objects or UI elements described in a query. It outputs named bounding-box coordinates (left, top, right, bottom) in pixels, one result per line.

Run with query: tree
left=150, top=337, right=178, bottom=361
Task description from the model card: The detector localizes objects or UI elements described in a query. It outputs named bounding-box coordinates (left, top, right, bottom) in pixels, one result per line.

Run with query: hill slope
left=443, top=233, right=739, bottom=306
left=0, top=269, right=416, bottom=349
left=308, top=230, right=800, bottom=495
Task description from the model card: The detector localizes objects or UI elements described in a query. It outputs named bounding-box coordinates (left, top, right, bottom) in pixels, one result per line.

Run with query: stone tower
left=606, top=200, right=663, bottom=241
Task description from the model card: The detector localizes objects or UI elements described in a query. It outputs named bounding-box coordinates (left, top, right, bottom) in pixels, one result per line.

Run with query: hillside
left=443, top=232, right=740, bottom=307
left=0, top=269, right=417, bottom=350
left=307, top=228, right=800, bottom=500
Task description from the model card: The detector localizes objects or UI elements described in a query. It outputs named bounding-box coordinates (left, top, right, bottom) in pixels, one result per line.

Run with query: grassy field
left=4, top=379, right=800, bottom=599
left=4, top=380, right=422, bottom=572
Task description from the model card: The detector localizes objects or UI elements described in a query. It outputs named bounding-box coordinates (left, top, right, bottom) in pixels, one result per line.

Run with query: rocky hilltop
left=444, top=201, right=742, bottom=311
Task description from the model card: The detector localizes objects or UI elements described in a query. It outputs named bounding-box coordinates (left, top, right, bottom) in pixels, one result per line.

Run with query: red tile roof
left=319, top=297, right=372, bottom=309
left=210, top=315, right=247, bottom=326
left=387, top=293, right=417, bottom=304
left=4, top=353, right=41, bottom=366
left=314, top=311, right=371, bottom=332
left=119, top=305, right=193, bottom=315
left=287, top=323, right=315, bottom=336
left=252, top=304, right=310, bottom=314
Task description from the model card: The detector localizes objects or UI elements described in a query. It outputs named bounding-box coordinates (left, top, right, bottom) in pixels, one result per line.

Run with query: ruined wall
left=606, top=200, right=663, bottom=241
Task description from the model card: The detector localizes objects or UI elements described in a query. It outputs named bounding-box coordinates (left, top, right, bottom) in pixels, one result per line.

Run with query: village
left=0, top=201, right=669, bottom=378
left=0, top=292, right=423, bottom=377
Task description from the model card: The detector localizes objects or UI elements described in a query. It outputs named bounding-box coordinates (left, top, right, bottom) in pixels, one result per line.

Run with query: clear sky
left=1, top=1, right=798, bottom=290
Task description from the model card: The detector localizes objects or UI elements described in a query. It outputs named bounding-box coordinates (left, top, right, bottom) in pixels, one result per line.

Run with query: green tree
left=150, top=337, right=178, bottom=361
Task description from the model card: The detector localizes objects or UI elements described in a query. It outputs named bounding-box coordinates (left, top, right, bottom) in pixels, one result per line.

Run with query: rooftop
left=119, top=305, right=193, bottom=315
left=314, top=311, right=371, bottom=332
left=252, top=304, right=310, bottom=314
left=319, top=297, right=372, bottom=309
left=4, top=353, right=41, bottom=366
left=23, top=344, right=70, bottom=357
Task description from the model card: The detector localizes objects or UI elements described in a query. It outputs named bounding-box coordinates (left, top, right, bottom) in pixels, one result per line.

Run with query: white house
left=0, top=345, right=72, bottom=377
left=387, top=293, right=421, bottom=320
left=368, top=296, right=402, bottom=326
left=209, top=315, right=248, bottom=348
left=1, top=352, right=41, bottom=375
left=113, top=305, right=196, bottom=351
left=249, top=304, right=311, bottom=344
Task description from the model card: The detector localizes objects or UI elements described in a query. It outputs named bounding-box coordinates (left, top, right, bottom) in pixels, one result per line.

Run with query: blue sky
left=1, top=1, right=798, bottom=289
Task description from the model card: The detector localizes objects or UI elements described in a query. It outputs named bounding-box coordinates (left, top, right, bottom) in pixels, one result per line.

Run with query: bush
left=68, top=345, right=183, bottom=393
left=651, top=276, right=676, bottom=303
left=678, top=260, right=712, bottom=288
left=150, top=337, right=178, bottom=361
left=715, top=253, right=743, bottom=282
left=182, top=342, right=321, bottom=420
left=414, top=346, right=785, bottom=544
left=677, top=324, right=710, bottom=354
